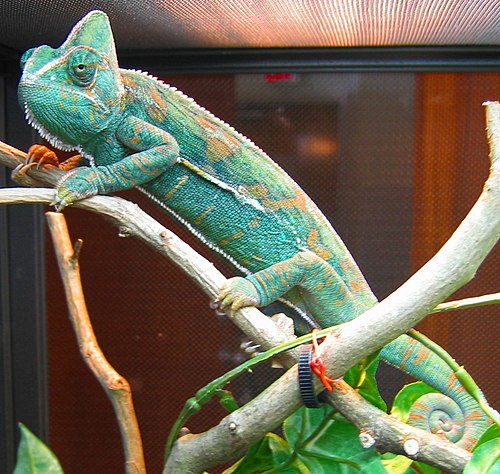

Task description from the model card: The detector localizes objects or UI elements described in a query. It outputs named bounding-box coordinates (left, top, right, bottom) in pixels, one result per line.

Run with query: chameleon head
left=18, top=10, right=123, bottom=150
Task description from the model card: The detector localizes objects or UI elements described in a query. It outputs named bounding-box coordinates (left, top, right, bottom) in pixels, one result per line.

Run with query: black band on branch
left=298, top=344, right=321, bottom=408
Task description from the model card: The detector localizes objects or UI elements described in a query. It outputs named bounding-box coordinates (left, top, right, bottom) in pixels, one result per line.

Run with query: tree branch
left=45, top=211, right=146, bottom=474
left=326, top=381, right=472, bottom=472
left=315, top=102, right=499, bottom=384
left=0, top=168, right=483, bottom=474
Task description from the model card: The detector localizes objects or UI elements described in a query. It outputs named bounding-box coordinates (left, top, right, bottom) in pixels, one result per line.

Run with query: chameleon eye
left=67, top=47, right=99, bottom=86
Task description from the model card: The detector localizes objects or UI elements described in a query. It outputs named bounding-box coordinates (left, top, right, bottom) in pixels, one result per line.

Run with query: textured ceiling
left=0, top=0, right=499, bottom=56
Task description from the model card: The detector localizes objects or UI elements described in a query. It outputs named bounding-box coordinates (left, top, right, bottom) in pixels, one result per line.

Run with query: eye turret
left=67, top=47, right=99, bottom=86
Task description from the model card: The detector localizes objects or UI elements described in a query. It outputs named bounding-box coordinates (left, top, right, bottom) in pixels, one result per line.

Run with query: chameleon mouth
left=23, top=103, right=76, bottom=152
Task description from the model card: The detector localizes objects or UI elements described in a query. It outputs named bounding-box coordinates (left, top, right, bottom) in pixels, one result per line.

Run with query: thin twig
left=431, top=292, right=500, bottom=314
left=45, top=212, right=146, bottom=474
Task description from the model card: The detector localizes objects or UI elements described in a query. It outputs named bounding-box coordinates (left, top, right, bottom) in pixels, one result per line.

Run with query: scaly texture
left=17, top=10, right=491, bottom=450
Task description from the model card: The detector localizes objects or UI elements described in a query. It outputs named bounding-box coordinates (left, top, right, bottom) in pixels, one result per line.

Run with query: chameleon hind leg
left=217, top=250, right=493, bottom=450
left=217, top=249, right=367, bottom=330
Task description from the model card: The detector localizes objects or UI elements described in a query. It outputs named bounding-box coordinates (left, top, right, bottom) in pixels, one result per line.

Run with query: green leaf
left=390, top=382, right=437, bottom=423
left=217, top=389, right=239, bottom=413
left=227, top=405, right=387, bottom=473
left=283, top=406, right=386, bottom=473
left=412, top=461, right=441, bottom=474
left=14, top=424, right=64, bottom=474
left=382, top=454, right=441, bottom=474
left=344, top=353, right=387, bottom=412
left=381, top=454, right=414, bottom=474
left=223, top=433, right=292, bottom=473
left=464, top=438, right=500, bottom=474
left=473, top=424, right=500, bottom=450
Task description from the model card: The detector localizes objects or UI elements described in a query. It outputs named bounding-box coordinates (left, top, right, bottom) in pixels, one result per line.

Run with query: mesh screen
left=44, top=71, right=499, bottom=473
left=1, top=0, right=500, bottom=52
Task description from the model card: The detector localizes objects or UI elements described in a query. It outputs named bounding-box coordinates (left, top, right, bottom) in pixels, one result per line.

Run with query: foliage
left=390, top=381, right=437, bottom=424
left=13, top=424, right=64, bottom=474
left=224, top=406, right=386, bottom=473
left=224, top=355, right=388, bottom=473
left=464, top=425, right=500, bottom=474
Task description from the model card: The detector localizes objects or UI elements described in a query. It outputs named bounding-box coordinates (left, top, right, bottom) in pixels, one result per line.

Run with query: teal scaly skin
left=17, top=10, right=491, bottom=450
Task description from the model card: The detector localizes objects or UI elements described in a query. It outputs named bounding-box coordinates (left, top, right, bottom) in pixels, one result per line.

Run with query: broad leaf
left=390, top=382, right=437, bottom=423
left=225, top=406, right=387, bottom=473
left=283, top=406, right=387, bottom=473
left=223, top=433, right=292, bottom=473
left=464, top=438, right=500, bottom=474
left=412, top=461, right=442, bottom=474
left=381, top=453, right=414, bottom=474
left=344, top=353, right=387, bottom=412
left=473, top=424, right=500, bottom=449
left=14, top=424, right=64, bottom=474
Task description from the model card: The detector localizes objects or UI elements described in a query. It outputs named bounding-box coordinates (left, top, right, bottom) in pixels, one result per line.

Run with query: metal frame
left=120, top=46, right=500, bottom=75
left=0, top=63, right=48, bottom=473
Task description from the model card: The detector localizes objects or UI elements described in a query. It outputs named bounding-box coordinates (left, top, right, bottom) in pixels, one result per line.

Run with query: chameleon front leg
left=217, top=249, right=367, bottom=328
left=54, top=116, right=180, bottom=209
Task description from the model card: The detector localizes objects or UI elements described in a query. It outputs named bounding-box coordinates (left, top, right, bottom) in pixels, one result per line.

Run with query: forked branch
left=45, top=212, right=146, bottom=474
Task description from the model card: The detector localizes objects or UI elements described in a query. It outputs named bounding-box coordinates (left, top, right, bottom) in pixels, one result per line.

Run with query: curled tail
left=381, top=334, right=492, bottom=451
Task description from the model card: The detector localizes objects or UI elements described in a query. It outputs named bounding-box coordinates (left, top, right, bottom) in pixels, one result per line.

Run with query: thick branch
left=167, top=101, right=499, bottom=472
left=45, top=212, right=146, bottom=474
left=326, top=381, right=471, bottom=472
left=315, top=102, right=499, bottom=382
left=0, top=186, right=297, bottom=363
left=0, top=167, right=483, bottom=474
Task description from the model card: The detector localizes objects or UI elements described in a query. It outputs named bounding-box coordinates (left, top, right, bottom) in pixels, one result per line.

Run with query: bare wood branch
left=326, top=381, right=472, bottom=472
left=165, top=101, right=499, bottom=472
left=45, top=212, right=146, bottom=474
left=0, top=185, right=298, bottom=363
left=0, top=187, right=476, bottom=473
left=315, top=102, right=499, bottom=386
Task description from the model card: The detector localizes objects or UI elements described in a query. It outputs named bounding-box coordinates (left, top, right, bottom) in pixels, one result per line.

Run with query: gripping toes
left=216, top=277, right=260, bottom=312
left=12, top=145, right=60, bottom=185
left=27, top=144, right=60, bottom=167
left=53, top=169, right=99, bottom=211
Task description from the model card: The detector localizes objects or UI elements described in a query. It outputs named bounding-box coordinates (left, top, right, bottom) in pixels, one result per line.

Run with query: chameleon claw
left=216, top=277, right=259, bottom=312
left=12, top=163, right=41, bottom=186
left=51, top=195, right=71, bottom=212
left=240, top=339, right=262, bottom=356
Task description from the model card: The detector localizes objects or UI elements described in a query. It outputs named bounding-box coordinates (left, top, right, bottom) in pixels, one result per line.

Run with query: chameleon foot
left=215, top=277, right=260, bottom=312
left=26, top=144, right=60, bottom=167
left=12, top=145, right=62, bottom=186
